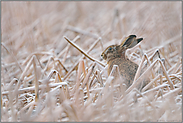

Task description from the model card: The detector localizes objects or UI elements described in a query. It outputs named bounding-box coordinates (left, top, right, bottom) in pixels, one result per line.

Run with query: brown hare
left=101, top=35, right=145, bottom=89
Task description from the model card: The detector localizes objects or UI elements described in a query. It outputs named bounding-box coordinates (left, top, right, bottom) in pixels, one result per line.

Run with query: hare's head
left=101, top=45, right=122, bottom=61
left=101, top=35, right=143, bottom=62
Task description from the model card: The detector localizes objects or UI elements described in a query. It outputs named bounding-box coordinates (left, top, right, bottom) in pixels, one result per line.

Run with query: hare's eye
left=109, top=47, right=112, bottom=51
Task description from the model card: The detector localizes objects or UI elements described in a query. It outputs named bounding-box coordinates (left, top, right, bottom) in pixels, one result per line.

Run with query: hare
left=101, top=35, right=145, bottom=89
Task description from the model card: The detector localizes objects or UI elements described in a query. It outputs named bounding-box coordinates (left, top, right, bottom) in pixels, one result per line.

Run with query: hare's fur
left=108, top=57, right=138, bottom=88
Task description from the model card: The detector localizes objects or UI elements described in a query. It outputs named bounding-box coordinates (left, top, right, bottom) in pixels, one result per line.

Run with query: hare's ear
left=120, top=35, right=136, bottom=48
left=120, top=35, right=143, bottom=49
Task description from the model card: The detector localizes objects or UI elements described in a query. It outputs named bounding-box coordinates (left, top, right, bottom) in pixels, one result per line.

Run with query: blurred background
left=2, top=1, right=181, bottom=57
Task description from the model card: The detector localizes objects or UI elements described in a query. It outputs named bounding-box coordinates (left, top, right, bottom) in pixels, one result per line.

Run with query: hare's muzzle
left=101, top=54, right=106, bottom=60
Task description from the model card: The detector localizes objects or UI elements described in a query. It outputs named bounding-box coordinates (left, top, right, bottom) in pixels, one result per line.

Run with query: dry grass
left=1, top=1, right=182, bottom=122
